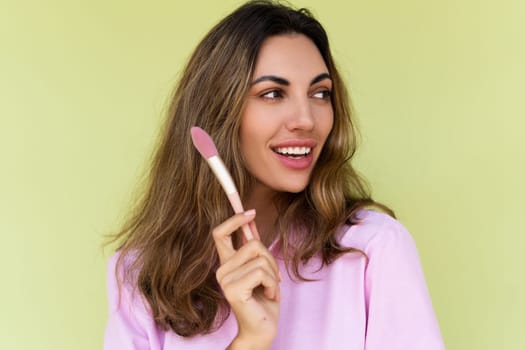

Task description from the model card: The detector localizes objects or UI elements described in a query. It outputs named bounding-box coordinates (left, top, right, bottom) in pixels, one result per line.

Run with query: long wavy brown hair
left=106, top=0, right=393, bottom=338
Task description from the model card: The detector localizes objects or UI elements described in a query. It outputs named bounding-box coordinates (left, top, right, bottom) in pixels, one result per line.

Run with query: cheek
left=240, top=104, right=277, bottom=149
left=240, top=103, right=261, bottom=138
left=316, top=106, right=334, bottom=140
left=239, top=127, right=253, bottom=164
left=239, top=108, right=266, bottom=167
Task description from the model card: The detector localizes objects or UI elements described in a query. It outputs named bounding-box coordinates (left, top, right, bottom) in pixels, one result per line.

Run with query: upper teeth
left=275, top=147, right=311, bottom=155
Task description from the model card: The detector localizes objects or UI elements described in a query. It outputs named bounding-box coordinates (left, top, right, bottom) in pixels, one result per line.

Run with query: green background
left=1, top=0, right=522, bottom=349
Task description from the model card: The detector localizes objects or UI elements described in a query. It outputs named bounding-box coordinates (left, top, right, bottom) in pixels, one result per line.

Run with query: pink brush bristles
left=190, top=127, right=219, bottom=159
left=190, top=126, right=255, bottom=241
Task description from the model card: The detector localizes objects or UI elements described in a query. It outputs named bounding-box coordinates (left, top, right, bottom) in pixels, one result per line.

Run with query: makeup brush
left=190, top=126, right=254, bottom=241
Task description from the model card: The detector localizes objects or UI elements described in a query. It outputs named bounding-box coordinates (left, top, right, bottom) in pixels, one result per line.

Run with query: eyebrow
left=251, top=73, right=332, bottom=86
left=310, top=73, right=332, bottom=85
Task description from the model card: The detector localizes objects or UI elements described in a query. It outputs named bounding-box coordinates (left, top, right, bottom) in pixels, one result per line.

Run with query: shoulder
left=106, top=250, right=137, bottom=293
left=339, top=211, right=445, bottom=349
left=106, top=251, right=124, bottom=301
left=338, top=209, right=418, bottom=258
left=104, top=251, right=164, bottom=348
left=105, top=250, right=150, bottom=317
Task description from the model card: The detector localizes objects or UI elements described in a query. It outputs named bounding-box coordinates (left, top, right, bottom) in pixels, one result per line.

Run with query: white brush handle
left=206, top=156, right=254, bottom=241
left=207, top=156, right=237, bottom=195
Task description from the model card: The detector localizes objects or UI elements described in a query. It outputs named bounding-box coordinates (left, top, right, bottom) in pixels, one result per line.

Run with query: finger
left=223, top=264, right=280, bottom=303
left=240, top=224, right=282, bottom=281
left=217, top=240, right=280, bottom=282
left=212, top=210, right=256, bottom=263
left=218, top=255, right=279, bottom=293
left=245, top=266, right=280, bottom=301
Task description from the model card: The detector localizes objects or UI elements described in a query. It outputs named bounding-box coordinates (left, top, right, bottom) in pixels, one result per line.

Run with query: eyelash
left=312, top=90, right=332, bottom=100
left=260, top=89, right=332, bottom=101
left=261, top=89, right=284, bottom=100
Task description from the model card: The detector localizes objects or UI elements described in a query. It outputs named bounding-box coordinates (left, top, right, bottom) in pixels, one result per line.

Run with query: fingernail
left=244, top=209, right=256, bottom=216
left=278, top=270, right=283, bottom=282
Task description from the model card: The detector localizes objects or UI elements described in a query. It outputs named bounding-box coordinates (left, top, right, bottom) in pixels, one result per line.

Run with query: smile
left=271, top=146, right=315, bottom=170
left=273, top=146, right=312, bottom=158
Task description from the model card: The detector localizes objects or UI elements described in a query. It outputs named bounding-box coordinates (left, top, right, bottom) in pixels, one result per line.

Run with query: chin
left=277, top=180, right=310, bottom=194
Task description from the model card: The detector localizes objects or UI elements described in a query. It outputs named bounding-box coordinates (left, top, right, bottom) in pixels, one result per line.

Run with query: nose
left=285, top=96, right=315, bottom=132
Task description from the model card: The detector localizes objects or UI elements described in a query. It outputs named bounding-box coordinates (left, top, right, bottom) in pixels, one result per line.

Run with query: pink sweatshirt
left=104, top=210, right=445, bottom=349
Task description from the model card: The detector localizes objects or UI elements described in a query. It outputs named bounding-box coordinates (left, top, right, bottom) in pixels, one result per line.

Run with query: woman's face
left=240, top=34, right=334, bottom=197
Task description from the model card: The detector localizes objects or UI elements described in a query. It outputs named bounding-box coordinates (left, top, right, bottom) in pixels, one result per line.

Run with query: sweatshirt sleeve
left=363, top=217, right=445, bottom=350
left=103, top=253, right=163, bottom=350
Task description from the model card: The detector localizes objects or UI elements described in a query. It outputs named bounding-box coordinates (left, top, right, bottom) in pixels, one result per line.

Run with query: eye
left=312, top=89, right=332, bottom=100
left=260, top=89, right=284, bottom=100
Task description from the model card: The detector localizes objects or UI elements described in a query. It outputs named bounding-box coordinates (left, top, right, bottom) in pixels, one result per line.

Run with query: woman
left=104, top=1, right=445, bottom=349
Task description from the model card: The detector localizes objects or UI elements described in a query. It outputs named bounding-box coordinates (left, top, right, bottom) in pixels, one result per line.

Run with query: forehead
left=252, top=34, right=328, bottom=78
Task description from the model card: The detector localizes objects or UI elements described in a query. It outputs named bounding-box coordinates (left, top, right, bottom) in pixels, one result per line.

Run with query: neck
left=244, top=183, right=279, bottom=246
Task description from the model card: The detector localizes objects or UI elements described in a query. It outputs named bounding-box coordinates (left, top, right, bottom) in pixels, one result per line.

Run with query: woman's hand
left=213, top=210, right=281, bottom=350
